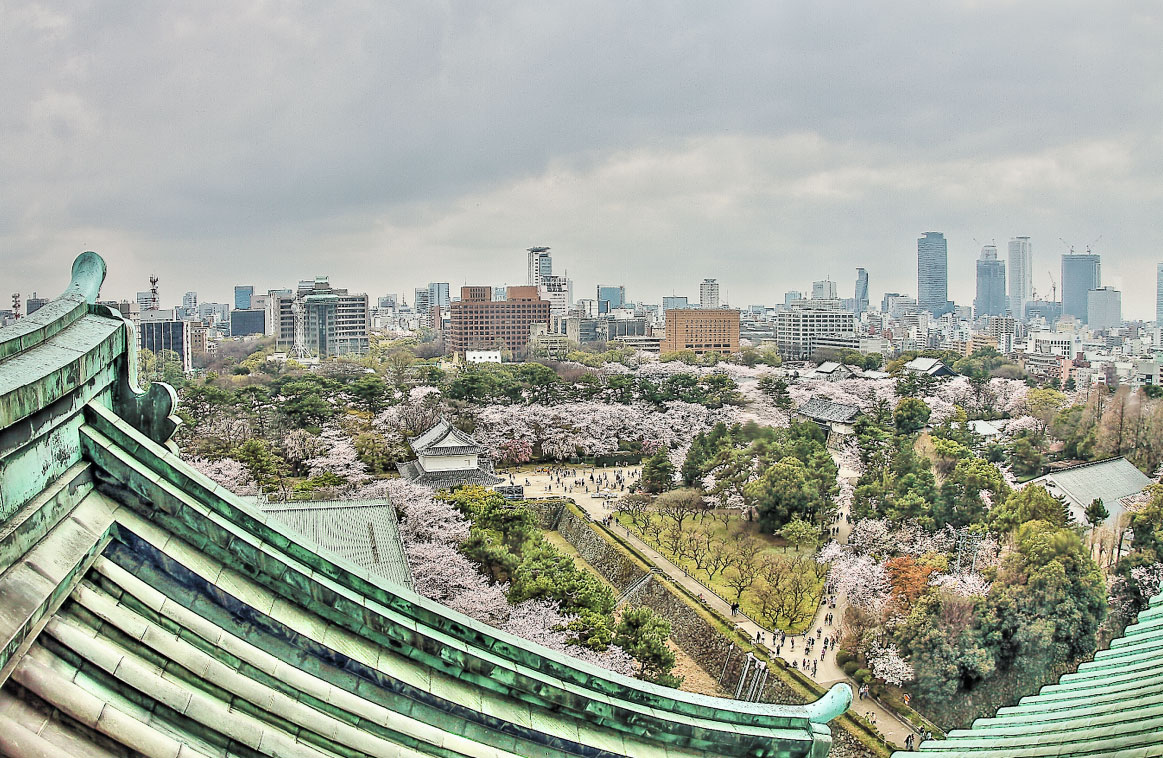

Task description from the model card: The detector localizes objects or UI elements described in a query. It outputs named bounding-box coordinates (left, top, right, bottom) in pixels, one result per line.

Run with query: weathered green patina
left=0, top=253, right=851, bottom=757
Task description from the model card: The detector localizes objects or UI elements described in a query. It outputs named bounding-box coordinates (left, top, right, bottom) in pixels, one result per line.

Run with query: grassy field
left=614, top=510, right=824, bottom=633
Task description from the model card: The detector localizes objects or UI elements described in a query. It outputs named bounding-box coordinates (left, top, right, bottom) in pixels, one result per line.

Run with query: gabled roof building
left=396, top=417, right=504, bottom=488
left=0, top=253, right=851, bottom=758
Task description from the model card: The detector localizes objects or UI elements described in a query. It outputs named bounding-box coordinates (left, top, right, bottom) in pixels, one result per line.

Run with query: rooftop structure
left=396, top=417, right=504, bottom=488
left=903, top=356, right=955, bottom=376
left=0, top=252, right=849, bottom=758
left=1025, top=456, right=1151, bottom=528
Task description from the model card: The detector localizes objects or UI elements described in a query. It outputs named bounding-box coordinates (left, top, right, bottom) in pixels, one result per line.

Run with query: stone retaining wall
left=555, top=507, right=648, bottom=593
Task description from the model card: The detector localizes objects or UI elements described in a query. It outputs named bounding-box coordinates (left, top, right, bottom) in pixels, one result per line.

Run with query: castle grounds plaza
left=500, top=463, right=643, bottom=514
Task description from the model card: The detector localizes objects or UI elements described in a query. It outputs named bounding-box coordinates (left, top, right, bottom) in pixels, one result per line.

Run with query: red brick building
left=449, top=286, right=551, bottom=356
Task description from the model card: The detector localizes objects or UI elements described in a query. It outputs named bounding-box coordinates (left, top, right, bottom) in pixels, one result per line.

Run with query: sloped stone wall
left=555, top=507, right=648, bottom=593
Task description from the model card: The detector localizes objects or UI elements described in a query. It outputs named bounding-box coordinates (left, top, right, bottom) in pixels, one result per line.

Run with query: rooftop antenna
left=11, top=293, right=20, bottom=320
left=149, top=275, right=159, bottom=311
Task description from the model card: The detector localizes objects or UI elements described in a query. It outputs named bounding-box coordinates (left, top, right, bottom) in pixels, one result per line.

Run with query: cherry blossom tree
left=304, top=425, right=368, bottom=480
left=866, top=641, right=914, bottom=686
left=502, top=599, right=636, bottom=676
left=930, top=571, right=992, bottom=598
left=188, top=456, right=261, bottom=496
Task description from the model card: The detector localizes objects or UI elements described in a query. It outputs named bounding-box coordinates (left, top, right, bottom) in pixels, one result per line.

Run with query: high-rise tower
left=526, top=247, right=552, bottom=287
left=699, top=279, right=720, bottom=309
left=1157, top=263, right=1163, bottom=324
left=917, top=232, right=949, bottom=316
left=854, top=268, right=869, bottom=316
left=1007, top=237, right=1032, bottom=319
left=1061, top=253, right=1101, bottom=322
left=974, top=245, right=1007, bottom=318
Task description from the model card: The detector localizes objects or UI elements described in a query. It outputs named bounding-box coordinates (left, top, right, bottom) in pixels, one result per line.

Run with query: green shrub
left=835, top=649, right=855, bottom=667
left=853, top=668, right=873, bottom=684
left=842, top=661, right=859, bottom=677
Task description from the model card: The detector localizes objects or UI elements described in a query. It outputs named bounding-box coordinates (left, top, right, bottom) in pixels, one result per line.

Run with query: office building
left=427, top=282, right=451, bottom=311
left=234, top=285, right=254, bottom=310
left=662, top=309, right=740, bottom=355
left=596, top=285, right=625, bottom=314
left=527, top=246, right=552, bottom=286
left=275, top=277, right=370, bottom=358
left=699, top=279, right=720, bottom=309
left=812, top=279, right=837, bottom=300
left=24, top=293, right=49, bottom=315
left=448, top=286, right=551, bottom=356
left=854, top=269, right=869, bottom=316
left=662, top=296, right=689, bottom=312
left=1008, top=237, right=1033, bottom=319
left=917, top=231, right=949, bottom=316
left=974, top=245, right=1007, bottom=318
left=181, top=291, right=198, bottom=317
left=784, top=291, right=804, bottom=306
left=774, top=300, right=857, bottom=360
left=1087, top=286, right=1122, bottom=331
left=378, top=294, right=397, bottom=311
left=1157, top=264, right=1163, bottom=324
left=229, top=309, right=266, bottom=337
left=1062, top=253, right=1101, bottom=322
left=540, top=274, right=572, bottom=317
left=413, top=288, right=432, bottom=327
left=139, top=319, right=192, bottom=373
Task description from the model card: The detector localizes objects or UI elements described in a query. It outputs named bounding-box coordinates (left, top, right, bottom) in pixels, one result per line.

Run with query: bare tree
left=706, top=540, right=733, bottom=580
left=725, top=536, right=763, bottom=601
left=682, top=527, right=715, bottom=575
left=617, top=494, right=652, bottom=530
left=656, top=487, right=704, bottom=532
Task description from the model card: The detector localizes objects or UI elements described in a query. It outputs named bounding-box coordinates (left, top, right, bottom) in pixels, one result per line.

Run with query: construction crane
left=1047, top=271, right=1058, bottom=302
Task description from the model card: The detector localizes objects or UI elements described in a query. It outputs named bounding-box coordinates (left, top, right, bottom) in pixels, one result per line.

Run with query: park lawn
left=613, top=510, right=824, bottom=634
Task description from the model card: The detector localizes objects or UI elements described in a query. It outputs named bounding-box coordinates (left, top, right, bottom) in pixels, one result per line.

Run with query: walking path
left=507, top=460, right=915, bottom=748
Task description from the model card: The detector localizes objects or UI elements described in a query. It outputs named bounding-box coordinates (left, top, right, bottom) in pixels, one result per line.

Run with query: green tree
left=614, top=607, right=680, bottom=686
left=779, top=516, right=820, bottom=552
left=233, top=439, right=282, bottom=489
left=894, top=397, right=931, bottom=433
left=984, top=521, right=1107, bottom=678
left=1008, top=435, right=1045, bottom=478
left=936, top=456, right=1008, bottom=528
left=639, top=449, right=675, bottom=494
left=1084, top=498, right=1109, bottom=531
left=746, top=459, right=821, bottom=531
left=990, top=485, right=1072, bottom=534
left=349, top=374, right=389, bottom=413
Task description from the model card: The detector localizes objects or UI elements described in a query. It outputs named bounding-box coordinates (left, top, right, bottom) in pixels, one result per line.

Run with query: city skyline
left=3, top=4, right=1162, bottom=318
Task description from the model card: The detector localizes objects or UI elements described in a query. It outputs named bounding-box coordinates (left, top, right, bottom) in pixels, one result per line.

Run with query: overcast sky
left=4, top=2, right=1162, bottom=317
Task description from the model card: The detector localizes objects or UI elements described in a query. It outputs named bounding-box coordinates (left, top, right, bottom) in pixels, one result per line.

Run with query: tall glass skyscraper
left=854, top=268, right=869, bottom=316
left=917, top=232, right=949, bottom=316
left=1007, top=237, right=1032, bottom=319
left=974, top=245, right=1007, bottom=318
left=1061, top=253, right=1101, bottom=322
left=1156, top=263, right=1163, bottom=324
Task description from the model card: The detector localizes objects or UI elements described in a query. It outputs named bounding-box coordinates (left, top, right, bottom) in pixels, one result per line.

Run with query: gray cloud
left=3, top=2, right=1162, bottom=316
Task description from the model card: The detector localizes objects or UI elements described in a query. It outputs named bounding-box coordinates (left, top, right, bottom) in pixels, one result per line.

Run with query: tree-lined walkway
left=516, top=462, right=913, bottom=747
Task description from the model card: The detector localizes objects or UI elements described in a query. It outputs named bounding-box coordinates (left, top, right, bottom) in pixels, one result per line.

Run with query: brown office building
left=663, top=308, right=740, bottom=355
left=449, top=286, right=551, bottom=356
